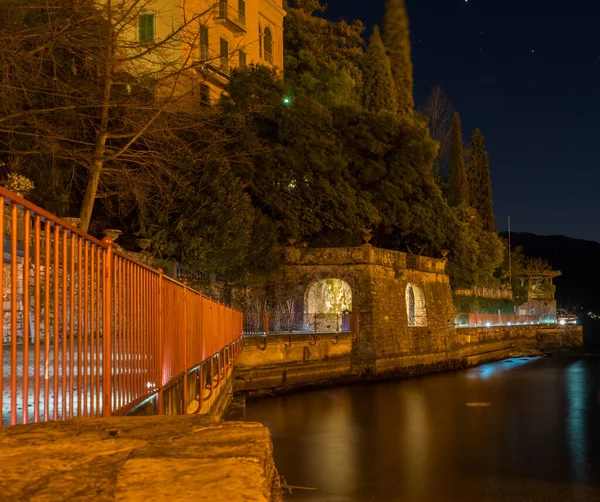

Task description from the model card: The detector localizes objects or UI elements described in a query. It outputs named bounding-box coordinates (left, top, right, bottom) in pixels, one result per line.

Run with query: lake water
left=245, top=355, right=600, bottom=501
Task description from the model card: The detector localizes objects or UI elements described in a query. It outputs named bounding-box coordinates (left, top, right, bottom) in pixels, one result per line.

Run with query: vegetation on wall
left=453, top=295, right=515, bottom=315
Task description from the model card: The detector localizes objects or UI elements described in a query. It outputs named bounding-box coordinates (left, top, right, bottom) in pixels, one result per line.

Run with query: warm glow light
left=559, top=319, right=567, bottom=326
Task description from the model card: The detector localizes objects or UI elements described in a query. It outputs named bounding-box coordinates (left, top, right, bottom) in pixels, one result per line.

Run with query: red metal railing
left=0, top=186, right=242, bottom=426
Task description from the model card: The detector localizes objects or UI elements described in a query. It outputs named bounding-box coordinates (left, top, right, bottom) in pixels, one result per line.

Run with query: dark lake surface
left=245, top=355, right=600, bottom=501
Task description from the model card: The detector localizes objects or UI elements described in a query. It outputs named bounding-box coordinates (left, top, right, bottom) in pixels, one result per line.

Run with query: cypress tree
left=362, top=26, right=397, bottom=114
left=383, top=0, right=414, bottom=119
left=448, top=112, right=469, bottom=207
left=467, top=128, right=495, bottom=230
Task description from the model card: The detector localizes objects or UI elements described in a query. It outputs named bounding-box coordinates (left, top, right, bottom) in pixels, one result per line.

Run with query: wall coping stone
left=284, top=245, right=446, bottom=274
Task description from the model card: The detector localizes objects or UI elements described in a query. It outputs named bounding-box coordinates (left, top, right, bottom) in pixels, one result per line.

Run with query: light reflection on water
left=566, top=360, right=589, bottom=484
left=246, top=355, right=600, bottom=501
left=467, top=357, right=540, bottom=380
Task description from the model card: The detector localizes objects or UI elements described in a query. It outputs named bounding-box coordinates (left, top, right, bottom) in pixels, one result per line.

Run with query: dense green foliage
left=362, top=26, right=397, bottom=114
left=0, top=0, right=520, bottom=290
left=284, top=0, right=364, bottom=107
left=467, top=129, right=494, bottom=231
left=448, top=113, right=469, bottom=207
left=383, top=0, right=414, bottom=119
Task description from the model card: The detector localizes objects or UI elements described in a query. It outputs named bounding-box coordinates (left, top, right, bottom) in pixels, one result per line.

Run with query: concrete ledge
left=0, top=415, right=281, bottom=502
left=235, top=356, right=352, bottom=393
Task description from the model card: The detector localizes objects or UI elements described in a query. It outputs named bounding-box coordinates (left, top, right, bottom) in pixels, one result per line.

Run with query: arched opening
left=305, top=279, right=352, bottom=332
left=406, top=284, right=427, bottom=327
left=263, top=27, right=273, bottom=63
left=305, top=279, right=352, bottom=314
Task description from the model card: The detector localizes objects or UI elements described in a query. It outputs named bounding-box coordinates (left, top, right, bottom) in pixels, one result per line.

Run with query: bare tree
left=0, top=0, right=246, bottom=231
left=419, top=85, right=454, bottom=184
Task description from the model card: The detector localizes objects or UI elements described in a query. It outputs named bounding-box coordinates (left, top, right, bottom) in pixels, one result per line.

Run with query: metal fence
left=0, top=186, right=243, bottom=426
left=455, top=313, right=542, bottom=327
left=243, top=312, right=357, bottom=335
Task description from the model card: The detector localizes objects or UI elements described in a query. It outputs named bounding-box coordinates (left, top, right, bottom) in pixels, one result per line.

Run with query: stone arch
left=305, top=278, right=352, bottom=314
left=406, top=283, right=427, bottom=327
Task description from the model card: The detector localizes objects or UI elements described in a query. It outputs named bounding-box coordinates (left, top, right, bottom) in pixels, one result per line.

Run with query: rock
left=0, top=415, right=281, bottom=502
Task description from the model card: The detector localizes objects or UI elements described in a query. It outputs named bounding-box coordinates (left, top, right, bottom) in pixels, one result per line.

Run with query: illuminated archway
left=406, top=284, right=427, bottom=326
left=305, top=279, right=352, bottom=314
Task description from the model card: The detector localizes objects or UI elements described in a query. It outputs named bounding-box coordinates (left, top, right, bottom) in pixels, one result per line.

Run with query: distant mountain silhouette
left=500, top=232, right=600, bottom=316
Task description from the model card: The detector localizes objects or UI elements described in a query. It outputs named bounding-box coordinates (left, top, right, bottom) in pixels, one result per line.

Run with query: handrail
left=0, top=186, right=106, bottom=247
left=0, top=187, right=244, bottom=425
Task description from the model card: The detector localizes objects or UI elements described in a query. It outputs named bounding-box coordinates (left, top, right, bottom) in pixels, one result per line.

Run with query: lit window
left=139, top=13, right=155, bottom=44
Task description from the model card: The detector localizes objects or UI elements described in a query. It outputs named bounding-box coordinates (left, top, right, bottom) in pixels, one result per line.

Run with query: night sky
left=324, top=0, right=600, bottom=243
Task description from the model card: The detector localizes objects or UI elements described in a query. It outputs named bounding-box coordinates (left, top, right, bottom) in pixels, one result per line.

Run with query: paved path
left=0, top=415, right=281, bottom=501
left=2, top=343, right=152, bottom=425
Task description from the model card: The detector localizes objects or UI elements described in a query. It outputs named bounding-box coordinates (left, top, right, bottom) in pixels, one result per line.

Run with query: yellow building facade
left=142, top=0, right=286, bottom=105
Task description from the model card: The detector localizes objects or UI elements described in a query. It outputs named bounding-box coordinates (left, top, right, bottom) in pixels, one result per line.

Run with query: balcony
left=214, top=1, right=246, bottom=35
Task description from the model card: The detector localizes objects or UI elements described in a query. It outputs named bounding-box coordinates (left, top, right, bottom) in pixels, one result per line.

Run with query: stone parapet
left=284, top=245, right=446, bottom=274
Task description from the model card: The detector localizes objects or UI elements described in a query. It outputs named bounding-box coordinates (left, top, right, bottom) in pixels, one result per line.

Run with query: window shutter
left=139, top=13, right=155, bottom=44
left=220, top=38, right=229, bottom=71
left=200, top=84, right=211, bottom=106
left=239, top=50, right=246, bottom=67
left=200, top=26, right=209, bottom=61
left=139, top=14, right=146, bottom=43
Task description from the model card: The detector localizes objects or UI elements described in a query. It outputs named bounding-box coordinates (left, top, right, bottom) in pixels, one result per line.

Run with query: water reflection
left=467, top=357, right=540, bottom=380
left=246, top=356, right=600, bottom=501
left=566, top=360, right=589, bottom=484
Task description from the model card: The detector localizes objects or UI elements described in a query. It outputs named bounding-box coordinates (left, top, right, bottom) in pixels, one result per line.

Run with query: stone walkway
left=0, top=415, right=281, bottom=501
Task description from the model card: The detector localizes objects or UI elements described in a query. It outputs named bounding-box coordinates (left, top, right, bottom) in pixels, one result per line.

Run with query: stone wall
left=270, top=245, right=455, bottom=375
left=234, top=333, right=353, bottom=393
left=236, top=244, right=583, bottom=394
left=234, top=325, right=584, bottom=395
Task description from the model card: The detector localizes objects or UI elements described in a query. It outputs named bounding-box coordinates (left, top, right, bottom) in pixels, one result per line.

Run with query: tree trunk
left=77, top=0, right=113, bottom=234
left=79, top=164, right=102, bottom=233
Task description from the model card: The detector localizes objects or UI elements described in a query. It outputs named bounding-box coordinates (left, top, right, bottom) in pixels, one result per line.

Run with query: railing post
left=101, top=237, right=113, bottom=417
left=157, top=268, right=165, bottom=414
left=182, top=281, right=188, bottom=414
